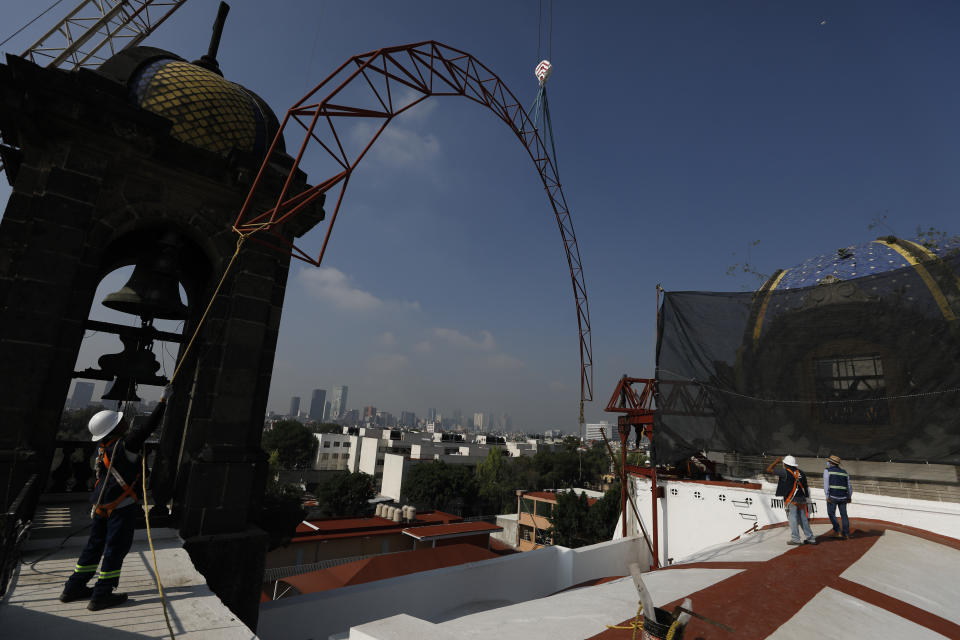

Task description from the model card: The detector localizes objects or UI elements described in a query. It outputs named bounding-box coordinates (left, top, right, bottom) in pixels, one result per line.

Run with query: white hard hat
left=782, top=455, right=797, bottom=467
left=88, top=410, right=124, bottom=442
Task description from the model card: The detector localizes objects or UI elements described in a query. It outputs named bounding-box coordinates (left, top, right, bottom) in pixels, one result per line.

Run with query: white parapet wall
left=621, top=476, right=960, bottom=565
left=258, top=536, right=649, bottom=640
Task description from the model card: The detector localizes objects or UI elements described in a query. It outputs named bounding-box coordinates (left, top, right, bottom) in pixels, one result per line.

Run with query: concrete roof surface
left=350, top=519, right=960, bottom=640
left=3, top=528, right=256, bottom=639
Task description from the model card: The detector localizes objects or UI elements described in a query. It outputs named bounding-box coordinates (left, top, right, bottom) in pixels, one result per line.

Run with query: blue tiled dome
left=776, top=236, right=960, bottom=290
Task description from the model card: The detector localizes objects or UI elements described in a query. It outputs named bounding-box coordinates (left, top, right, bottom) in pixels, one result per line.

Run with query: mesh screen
left=654, top=251, right=960, bottom=465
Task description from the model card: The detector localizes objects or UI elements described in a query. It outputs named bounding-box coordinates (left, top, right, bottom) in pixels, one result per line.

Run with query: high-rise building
left=427, top=407, right=438, bottom=422
left=585, top=422, right=611, bottom=442
left=473, top=412, right=488, bottom=432
left=363, top=405, right=377, bottom=419
left=331, top=385, right=348, bottom=420
left=309, top=389, right=326, bottom=420
left=70, top=381, right=95, bottom=409
left=323, top=401, right=331, bottom=421
left=399, top=411, right=416, bottom=427
left=289, top=396, right=301, bottom=417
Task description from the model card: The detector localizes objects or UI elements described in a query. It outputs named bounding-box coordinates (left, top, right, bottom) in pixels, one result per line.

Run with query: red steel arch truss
left=234, top=40, right=593, bottom=403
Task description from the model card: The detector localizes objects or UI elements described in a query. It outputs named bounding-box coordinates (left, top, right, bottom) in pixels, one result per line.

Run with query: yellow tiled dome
left=133, top=60, right=258, bottom=157
left=98, top=47, right=282, bottom=159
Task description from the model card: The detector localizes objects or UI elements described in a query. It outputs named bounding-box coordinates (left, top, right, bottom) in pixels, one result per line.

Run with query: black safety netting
left=654, top=254, right=960, bottom=465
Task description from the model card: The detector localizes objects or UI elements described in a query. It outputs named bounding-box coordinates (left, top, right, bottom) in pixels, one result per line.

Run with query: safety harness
left=784, top=467, right=808, bottom=516
left=92, top=437, right=140, bottom=518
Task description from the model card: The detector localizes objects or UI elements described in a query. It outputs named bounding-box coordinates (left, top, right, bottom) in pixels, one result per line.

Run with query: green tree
left=587, top=483, right=622, bottom=542
left=403, top=461, right=479, bottom=515
left=59, top=405, right=108, bottom=440
left=313, top=471, right=375, bottom=517
left=548, top=491, right=592, bottom=547
left=262, top=419, right=317, bottom=468
left=476, top=447, right=512, bottom=513
left=308, top=422, right=343, bottom=434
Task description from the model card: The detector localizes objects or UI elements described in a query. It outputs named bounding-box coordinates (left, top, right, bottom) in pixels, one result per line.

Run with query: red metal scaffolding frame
left=605, top=375, right=659, bottom=568
left=233, top=40, right=592, bottom=406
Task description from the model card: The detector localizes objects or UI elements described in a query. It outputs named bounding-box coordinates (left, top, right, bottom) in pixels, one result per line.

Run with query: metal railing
left=0, top=474, right=39, bottom=598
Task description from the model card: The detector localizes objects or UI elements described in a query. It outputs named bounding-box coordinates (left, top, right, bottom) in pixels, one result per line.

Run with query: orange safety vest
left=92, top=439, right=140, bottom=517
left=784, top=467, right=808, bottom=516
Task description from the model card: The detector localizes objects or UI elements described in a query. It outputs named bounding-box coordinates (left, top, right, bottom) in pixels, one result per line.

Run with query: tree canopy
left=548, top=483, right=621, bottom=548
left=403, top=461, right=479, bottom=515
left=262, top=419, right=317, bottom=469
left=312, top=471, right=375, bottom=518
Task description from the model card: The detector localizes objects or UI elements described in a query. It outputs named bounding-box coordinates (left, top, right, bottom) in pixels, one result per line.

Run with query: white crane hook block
left=535, top=60, right=552, bottom=85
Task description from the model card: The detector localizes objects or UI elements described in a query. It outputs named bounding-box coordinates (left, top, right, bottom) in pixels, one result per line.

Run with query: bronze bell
left=103, top=233, right=188, bottom=320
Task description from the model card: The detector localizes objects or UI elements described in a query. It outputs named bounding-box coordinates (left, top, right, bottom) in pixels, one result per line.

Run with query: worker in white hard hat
left=766, top=455, right=818, bottom=546
left=60, top=385, right=172, bottom=610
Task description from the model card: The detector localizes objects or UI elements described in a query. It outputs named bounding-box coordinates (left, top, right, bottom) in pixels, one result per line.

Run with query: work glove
left=161, top=385, right=173, bottom=401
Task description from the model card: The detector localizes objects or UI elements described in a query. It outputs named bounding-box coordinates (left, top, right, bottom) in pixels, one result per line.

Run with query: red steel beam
left=232, top=41, right=593, bottom=404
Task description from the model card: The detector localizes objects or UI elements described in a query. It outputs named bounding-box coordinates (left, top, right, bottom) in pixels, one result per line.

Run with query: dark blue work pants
left=64, top=504, right=137, bottom=597
left=827, top=500, right=850, bottom=535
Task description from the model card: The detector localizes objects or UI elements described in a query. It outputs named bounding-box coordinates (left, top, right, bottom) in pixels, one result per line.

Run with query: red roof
left=275, top=544, right=498, bottom=597
left=402, top=521, right=502, bottom=540
left=291, top=511, right=462, bottom=544
left=589, top=518, right=960, bottom=640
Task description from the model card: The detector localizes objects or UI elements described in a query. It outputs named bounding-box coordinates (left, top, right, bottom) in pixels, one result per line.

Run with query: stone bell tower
left=0, top=39, right=322, bottom=627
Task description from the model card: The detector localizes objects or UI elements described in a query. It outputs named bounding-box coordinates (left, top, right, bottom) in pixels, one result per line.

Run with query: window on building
left=813, top=354, right=890, bottom=425
left=535, top=501, right=554, bottom=519
left=342, top=441, right=350, bottom=447
left=520, top=525, right=533, bottom=542
left=323, top=441, right=331, bottom=448
left=334, top=441, right=341, bottom=447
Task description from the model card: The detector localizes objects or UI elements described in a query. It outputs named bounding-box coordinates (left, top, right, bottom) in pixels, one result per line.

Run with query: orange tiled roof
left=276, top=544, right=498, bottom=596
left=401, top=521, right=502, bottom=540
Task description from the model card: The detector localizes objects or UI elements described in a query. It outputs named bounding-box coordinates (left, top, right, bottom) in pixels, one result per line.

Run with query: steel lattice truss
left=22, top=0, right=188, bottom=70
left=234, top=41, right=593, bottom=403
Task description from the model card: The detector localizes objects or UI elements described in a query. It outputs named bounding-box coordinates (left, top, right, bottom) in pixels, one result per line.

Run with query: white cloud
left=487, top=353, right=524, bottom=370
left=369, top=353, right=408, bottom=374
left=352, top=117, right=441, bottom=172
left=433, top=328, right=495, bottom=351
left=298, top=267, right=418, bottom=312
left=413, top=340, right=433, bottom=353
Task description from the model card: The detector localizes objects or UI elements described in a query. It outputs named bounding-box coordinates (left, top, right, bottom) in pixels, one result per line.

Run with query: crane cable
left=0, top=0, right=66, bottom=49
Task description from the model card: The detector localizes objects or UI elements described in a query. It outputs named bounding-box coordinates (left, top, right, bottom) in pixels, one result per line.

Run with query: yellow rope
left=606, top=602, right=644, bottom=639
left=143, top=453, right=175, bottom=640
left=139, top=230, right=253, bottom=639
left=171, top=234, right=248, bottom=383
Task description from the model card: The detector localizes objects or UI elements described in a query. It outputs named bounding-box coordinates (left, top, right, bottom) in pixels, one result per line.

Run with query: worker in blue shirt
left=824, top=454, right=853, bottom=539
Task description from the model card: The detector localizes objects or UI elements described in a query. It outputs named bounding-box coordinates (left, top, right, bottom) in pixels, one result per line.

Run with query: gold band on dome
left=752, top=269, right=788, bottom=346
left=873, top=239, right=956, bottom=321
left=898, top=238, right=960, bottom=295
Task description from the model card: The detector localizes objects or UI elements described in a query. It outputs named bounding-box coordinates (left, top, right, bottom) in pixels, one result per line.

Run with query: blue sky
left=2, top=1, right=958, bottom=430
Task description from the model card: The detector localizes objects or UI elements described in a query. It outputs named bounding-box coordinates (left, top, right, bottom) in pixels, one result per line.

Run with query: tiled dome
left=97, top=46, right=282, bottom=160
left=776, top=235, right=960, bottom=290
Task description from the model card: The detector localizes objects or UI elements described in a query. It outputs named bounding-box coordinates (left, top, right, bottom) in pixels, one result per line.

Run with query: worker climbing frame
left=233, top=40, right=593, bottom=405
